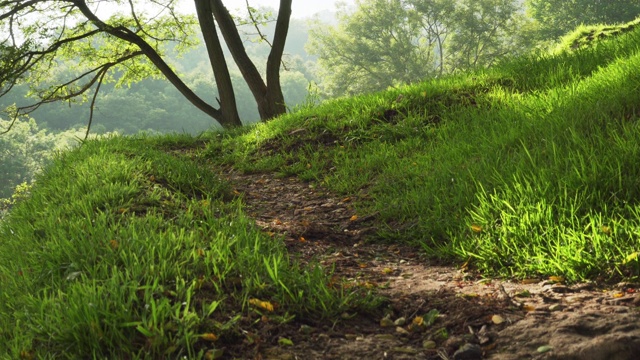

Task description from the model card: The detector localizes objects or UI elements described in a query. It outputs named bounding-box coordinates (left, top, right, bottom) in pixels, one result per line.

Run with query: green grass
left=3, top=17, right=640, bottom=358
left=0, top=135, right=377, bottom=359
left=203, top=17, right=640, bottom=282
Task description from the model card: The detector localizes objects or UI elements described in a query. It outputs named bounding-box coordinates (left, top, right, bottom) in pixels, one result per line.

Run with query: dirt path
left=223, top=170, right=640, bottom=360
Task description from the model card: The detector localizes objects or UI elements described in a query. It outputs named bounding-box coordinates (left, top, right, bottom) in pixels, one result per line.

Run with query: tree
left=0, top=0, right=292, bottom=132
left=308, top=0, right=532, bottom=96
left=526, top=0, right=640, bottom=41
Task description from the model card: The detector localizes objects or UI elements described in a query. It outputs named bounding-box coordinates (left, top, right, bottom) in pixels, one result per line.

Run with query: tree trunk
left=211, top=0, right=290, bottom=121
left=74, top=0, right=241, bottom=129
left=195, top=0, right=242, bottom=128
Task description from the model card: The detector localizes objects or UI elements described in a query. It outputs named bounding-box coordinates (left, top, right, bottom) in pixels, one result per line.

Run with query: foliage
left=0, top=135, right=378, bottom=358
left=526, top=0, right=640, bottom=41
left=0, top=117, right=57, bottom=199
left=207, top=21, right=640, bottom=281
left=308, top=0, right=533, bottom=97
left=0, top=16, right=318, bottom=135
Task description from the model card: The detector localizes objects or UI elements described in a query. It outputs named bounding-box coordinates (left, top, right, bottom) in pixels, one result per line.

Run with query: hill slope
left=2, top=19, right=640, bottom=359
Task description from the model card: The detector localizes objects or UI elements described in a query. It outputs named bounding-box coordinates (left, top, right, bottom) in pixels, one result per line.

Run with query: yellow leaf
left=548, top=276, right=565, bottom=283
left=412, top=316, right=424, bottom=327
left=197, top=248, right=205, bottom=257
left=342, top=197, right=352, bottom=203
left=612, top=292, right=625, bottom=298
left=249, top=298, right=274, bottom=312
left=382, top=267, right=393, bottom=274
left=233, top=189, right=241, bottom=195
left=306, top=163, right=312, bottom=169
left=491, top=315, right=505, bottom=324
left=201, top=333, right=218, bottom=342
left=471, top=224, right=482, bottom=233
left=200, top=200, right=210, bottom=207
left=521, top=278, right=538, bottom=284
left=350, top=215, right=358, bottom=221
left=601, top=225, right=611, bottom=235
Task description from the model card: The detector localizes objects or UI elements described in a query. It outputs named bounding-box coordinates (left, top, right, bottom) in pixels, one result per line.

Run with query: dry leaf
left=471, top=224, right=482, bottom=233
left=299, top=237, right=306, bottom=243
left=201, top=333, right=218, bottom=342
left=382, top=267, right=393, bottom=274
left=350, top=215, right=358, bottom=221
left=491, top=315, right=505, bottom=324
left=249, top=298, right=274, bottom=312
left=549, top=276, right=565, bottom=283
left=521, top=278, right=538, bottom=284
left=523, top=305, right=536, bottom=312
left=109, top=240, right=119, bottom=250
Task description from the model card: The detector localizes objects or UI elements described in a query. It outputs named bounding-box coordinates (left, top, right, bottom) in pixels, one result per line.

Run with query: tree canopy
left=0, top=0, right=292, bottom=132
left=308, top=0, right=532, bottom=97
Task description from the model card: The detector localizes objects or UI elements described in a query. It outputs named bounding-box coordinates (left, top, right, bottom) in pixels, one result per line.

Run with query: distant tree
left=526, top=0, right=640, bottom=40
left=0, top=117, right=56, bottom=199
left=0, top=0, right=292, bottom=132
left=308, top=0, right=531, bottom=96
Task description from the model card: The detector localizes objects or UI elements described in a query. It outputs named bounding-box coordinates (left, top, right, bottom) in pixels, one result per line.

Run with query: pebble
left=423, top=340, right=437, bottom=349
left=549, top=304, right=564, bottom=312
left=394, top=317, right=406, bottom=326
left=453, top=343, right=483, bottom=360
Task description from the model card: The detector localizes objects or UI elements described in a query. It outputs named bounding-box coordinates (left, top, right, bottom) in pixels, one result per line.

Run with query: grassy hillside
left=2, top=18, right=640, bottom=358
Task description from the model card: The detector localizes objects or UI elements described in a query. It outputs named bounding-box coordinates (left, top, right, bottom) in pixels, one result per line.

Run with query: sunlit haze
left=179, top=0, right=352, bottom=18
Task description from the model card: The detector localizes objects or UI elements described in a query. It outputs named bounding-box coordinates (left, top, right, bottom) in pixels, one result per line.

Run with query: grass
left=202, top=17, right=640, bottom=281
left=2, top=16, right=640, bottom=358
left=0, top=135, right=377, bottom=359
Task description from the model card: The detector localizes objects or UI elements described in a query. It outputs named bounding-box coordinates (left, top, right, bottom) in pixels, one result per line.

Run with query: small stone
left=392, top=347, right=419, bottom=355
left=453, top=343, right=482, bottom=360
left=394, top=317, right=407, bottom=326
left=380, top=317, right=395, bottom=327
left=549, top=304, right=564, bottom=312
left=423, top=340, right=437, bottom=349
left=537, top=345, right=553, bottom=353
left=299, top=325, right=315, bottom=334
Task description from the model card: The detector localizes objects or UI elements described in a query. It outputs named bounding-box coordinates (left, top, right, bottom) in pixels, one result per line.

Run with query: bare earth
left=222, top=170, right=640, bottom=360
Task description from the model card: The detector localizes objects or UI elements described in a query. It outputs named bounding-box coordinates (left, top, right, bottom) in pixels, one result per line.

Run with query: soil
left=219, top=169, right=640, bottom=360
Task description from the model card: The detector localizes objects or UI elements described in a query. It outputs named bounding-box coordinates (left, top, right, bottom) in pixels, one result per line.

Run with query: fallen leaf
left=382, top=267, right=393, bottom=274
left=521, top=278, right=539, bottom=284
left=299, top=237, right=306, bottom=243
left=548, top=276, right=565, bottom=283
left=201, top=333, right=218, bottom=342
left=204, top=349, right=224, bottom=360
left=278, top=337, right=294, bottom=346
left=537, top=345, right=553, bottom=353
left=601, top=225, right=611, bottom=235
left=471, top=224, right=482, bottom=233
left=342, top=197, right=352, bottom=202
left=249, top=299, right=274, bottom=312
left=491, top=315, right=505, bottom=324
left=197, top=248, right=205, bottom=257
left=612, top=292, right=625, bottom=298
left=413, top=316, right=424, bottom=327
left=109, top=240, right=119, bottom=250
left=350, top=214, right=358, bottom=221
left=274, top=219, right=283, bottom=225
left=523, top=305, right=536, bottom=312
